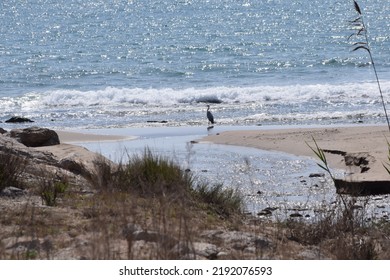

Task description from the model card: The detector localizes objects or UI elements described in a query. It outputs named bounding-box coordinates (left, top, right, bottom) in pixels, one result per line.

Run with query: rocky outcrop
left=9, top=126, right=60, bottom=147
left=0, top=127, right=116, bottom=188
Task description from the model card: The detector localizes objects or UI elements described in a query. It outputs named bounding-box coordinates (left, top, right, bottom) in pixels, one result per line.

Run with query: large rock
left=10, top=126, right=60, bottom=147
left=5, top=116, right=34, bottom=123
left=0, top=128, right=117, bottom=188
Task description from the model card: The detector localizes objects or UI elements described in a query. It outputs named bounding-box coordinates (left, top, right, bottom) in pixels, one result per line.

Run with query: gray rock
left=5, top=116, right=34, bottom=123
left=125, top=229, right=178, bottom=250
left=10, top=126, right=60, bottom=147
left=290, top=213, right=303, bottom=218
left=0, top=186, right=26, bottom=198
left=59, top=156, right=89, bottom=176
left=0, top=127, right=117, bottom=189
left=309, top=173, right=325, bottom=178
left=192, top=242, right=219, bottom=259
left=201, top=230, right=273, bottom=253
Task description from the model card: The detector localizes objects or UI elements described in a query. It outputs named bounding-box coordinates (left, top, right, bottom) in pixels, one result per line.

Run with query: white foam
left=8, top=81, right=389, bottom=109
left=1, top=81, right=390, bottom=128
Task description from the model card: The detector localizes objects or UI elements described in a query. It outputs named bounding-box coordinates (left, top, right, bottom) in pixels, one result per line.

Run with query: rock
left=171, top=241, right=221, bottom=260
left=192, top=242, right=220, bottom=259
left=200, top=230, right=273, bottom=254
left=0, top=186, right=26, bottom=198
left=5, top=116, right=34, bottom=123
left=257, top=210, right=272, bottom=216
left=289, top=213, right=303, bottom=218
left=10, top=126, right=60, bottom=147
left=0, top=128, right=6, bottom=134
left=59, top=156, right=89, bottom=176
left=298, top=247, right=328, bottom=260
left=146, top=120, right=168, bottom=123
left=0, top=128, right=117, bottom=189
left=125, top=228, right=177, bottom=250
left=254, top=238, right=272, bottom=250
left=257, top=207, right=278, bottom=216
left=309, top=173, right=325, bottom=178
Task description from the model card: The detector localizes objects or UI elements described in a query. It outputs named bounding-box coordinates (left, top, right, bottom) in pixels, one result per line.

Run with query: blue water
left=1, top=0, right=390, bottom=129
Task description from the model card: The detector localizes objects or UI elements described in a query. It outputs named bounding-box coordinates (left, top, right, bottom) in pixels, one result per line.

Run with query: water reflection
left=77, top=134, right=390, bottom=222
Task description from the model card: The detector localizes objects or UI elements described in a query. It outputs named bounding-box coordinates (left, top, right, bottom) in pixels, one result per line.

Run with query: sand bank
left=201, top=125, right=390, bottom=183
left=56, top=130, right=134, bottom=143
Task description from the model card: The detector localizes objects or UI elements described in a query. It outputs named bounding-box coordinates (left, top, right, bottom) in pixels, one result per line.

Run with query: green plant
left=349, top=0, right=390, bottom=132
left=117, top=148, right=194, bottom=198
left=195, top=182, right=243, bottom=219
left=40, top=181, right=68, bottom=206
left=306, top=137, right=335, bottom=181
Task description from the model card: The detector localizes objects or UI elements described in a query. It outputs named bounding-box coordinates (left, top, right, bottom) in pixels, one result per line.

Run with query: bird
left=206, top=105, right=215, bottom=125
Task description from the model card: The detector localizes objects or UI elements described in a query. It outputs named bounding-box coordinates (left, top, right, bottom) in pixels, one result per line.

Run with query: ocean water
left=1, top=0, right=390, bottom=129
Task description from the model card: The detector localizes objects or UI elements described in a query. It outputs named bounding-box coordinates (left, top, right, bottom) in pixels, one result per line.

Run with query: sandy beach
left=201, top=125, right=390, bottom=183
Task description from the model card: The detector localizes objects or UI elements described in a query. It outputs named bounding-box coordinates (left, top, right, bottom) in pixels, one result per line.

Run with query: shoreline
left=55, top=124, right=390, bottom=185
left=200, top=125, right=390, bottom=183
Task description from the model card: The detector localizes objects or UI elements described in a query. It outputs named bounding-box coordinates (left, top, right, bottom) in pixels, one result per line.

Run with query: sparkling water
left=1, top=0, right=390, bottom=129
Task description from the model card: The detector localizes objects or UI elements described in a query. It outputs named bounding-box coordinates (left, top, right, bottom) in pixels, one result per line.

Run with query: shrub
left=40, top=179, right=68, bottom=206
left=195, top=183, right=243, bottom=219
left=115, top=148, right=194, bottom=198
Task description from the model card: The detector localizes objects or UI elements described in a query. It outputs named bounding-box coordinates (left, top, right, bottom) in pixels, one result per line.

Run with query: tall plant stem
left=361, top=21, right=390, bottom=132
left=352, top=1, right=390, bottom=132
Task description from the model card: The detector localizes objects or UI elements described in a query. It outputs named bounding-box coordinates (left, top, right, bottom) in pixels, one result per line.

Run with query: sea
left=1, top=0, right=390, bottom=129
left=2, top=0, right=390, bottom=218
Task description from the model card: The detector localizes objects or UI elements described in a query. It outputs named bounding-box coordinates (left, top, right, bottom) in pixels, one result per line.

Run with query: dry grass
left=0, top=152, right=27, bottom=191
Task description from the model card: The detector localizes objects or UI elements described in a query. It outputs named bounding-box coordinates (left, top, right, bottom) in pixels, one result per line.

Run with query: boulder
left=0, top=186, right=26, bottom=198
left=5, top=116, right=34, bottom=123
left=10, top=126, right=60, bottom=147
left=0, top=128, right=6, bottom=134
left=0, top=128, right=117, bottom=189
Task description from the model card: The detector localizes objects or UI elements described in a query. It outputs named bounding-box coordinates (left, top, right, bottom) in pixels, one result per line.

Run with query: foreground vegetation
left=1, top=148, right=390, bottom=260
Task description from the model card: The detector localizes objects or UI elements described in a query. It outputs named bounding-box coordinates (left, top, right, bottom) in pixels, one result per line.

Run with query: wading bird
left=207, top=105, right=215, bottom=125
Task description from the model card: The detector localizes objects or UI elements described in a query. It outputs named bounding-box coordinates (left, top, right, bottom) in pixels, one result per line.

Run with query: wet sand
left=201, top=125, right=390, bottom=182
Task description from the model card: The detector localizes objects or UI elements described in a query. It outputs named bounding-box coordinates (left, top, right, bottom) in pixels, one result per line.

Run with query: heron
left=206, top=105, right=215, bottom=125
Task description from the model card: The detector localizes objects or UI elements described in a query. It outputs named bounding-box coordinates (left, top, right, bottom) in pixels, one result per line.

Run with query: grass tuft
left=114, top=148, right=194, bottom=197
left=0, top=152, right=27, bottom=192
left=195, top=182, right=243, bottom=219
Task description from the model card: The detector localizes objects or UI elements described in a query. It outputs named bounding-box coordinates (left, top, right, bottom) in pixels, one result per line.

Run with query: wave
left=1, top=81, right=389, bottom=129
left=4, top=81, right=388, bottom=109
